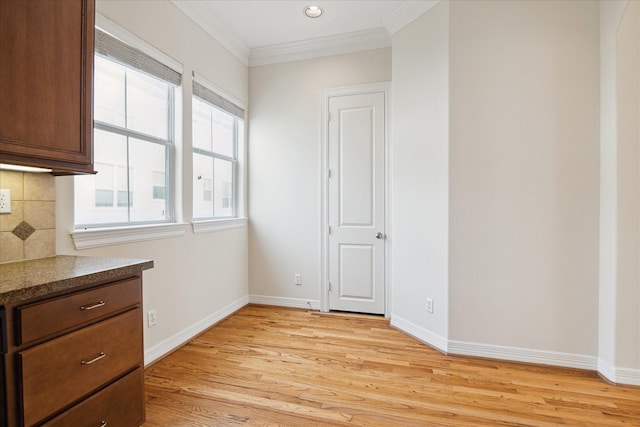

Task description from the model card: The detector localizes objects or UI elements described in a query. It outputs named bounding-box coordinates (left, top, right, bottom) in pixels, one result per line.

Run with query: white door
left=328, top=91, right=386, bottom=314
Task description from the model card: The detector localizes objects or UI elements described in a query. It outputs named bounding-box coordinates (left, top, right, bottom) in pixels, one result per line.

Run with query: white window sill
left=191, top=217, right=248, bottom=234
left=71, top=223, right=188, bottom=250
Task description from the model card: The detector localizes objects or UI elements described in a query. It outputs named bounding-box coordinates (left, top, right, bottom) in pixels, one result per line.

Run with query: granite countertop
left=0, top=255, right=154, bottom=306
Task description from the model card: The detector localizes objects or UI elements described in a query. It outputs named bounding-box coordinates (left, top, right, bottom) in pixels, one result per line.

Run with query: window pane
left=214, top=158, right=233, bottom=217
left=94, top=56, right=125, bottom=127
left=95, top=162, right=114, bottom=190
left=95, top=189, right=114, bottom=207
left=117, top=190, right=130, bottom=208
left=129, top=138, right=168, bottom=222
left=153, top=171, right=166, bottom=200
left=192, top=98, right=212, bottom=152
left=127, top=71, right=170, bottom=139
left=193, top=153, right=214, bottom=219
left=75, top=130, right=128, bottom=225
left=211, top=108, right=234, bottom=157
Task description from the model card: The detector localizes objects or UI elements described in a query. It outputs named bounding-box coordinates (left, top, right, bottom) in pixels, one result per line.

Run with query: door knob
left=375, top=232, right=384, bottom=239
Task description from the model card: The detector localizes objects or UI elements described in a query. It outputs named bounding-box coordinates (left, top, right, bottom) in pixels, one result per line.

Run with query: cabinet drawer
left=42, top=367, right=144, bottom=427
left=19, top=309, right=142, bottom=426
left=17, top=277, right=141, bottom=345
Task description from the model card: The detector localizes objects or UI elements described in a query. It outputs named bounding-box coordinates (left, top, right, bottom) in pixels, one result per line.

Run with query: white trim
left=192, top=217, right=248, bottom=234
left=598, top=358, right=617, bottom=383
left=71, top=223, right=188, bottom=249
left=144, top=296, right=248, bottom=366
left=249, top=295, right=321, bottom=311
left=448, top=340, right=597, bottom=371
left=250, top=28, right=391, bottom=67
left=169, top=0, right=250, bottom=66
left=320, top=82, right=391, bottom=314
left=166, top=0, right=438, bottom=66
left=384, top=1, right=441, bottom=35
left=390, top=315, right=448, bottom=353
left=95, top=13, right=183, bottom=73
left=598, top=358, right=640, bottom=386
left=613, top=367, right=640, bottom=386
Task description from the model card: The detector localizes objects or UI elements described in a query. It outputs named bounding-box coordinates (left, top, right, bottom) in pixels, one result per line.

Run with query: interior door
left=328, top=91, right=386, bottom=314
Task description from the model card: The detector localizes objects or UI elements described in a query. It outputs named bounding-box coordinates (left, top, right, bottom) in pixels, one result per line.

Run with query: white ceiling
left=170, top=0, right=438, bottom=66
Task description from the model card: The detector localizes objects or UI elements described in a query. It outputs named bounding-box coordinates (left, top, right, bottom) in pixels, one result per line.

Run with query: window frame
left=191, top=80, right=245, bottom=221
left=74, top=23, right=181, bottom=230
left=192, top=104, right=239, bottom=220
left=75, top=70, right=175, bottom=228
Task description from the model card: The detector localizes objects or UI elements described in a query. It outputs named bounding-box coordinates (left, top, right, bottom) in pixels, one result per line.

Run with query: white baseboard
left=144, top=295, right=249, bottom=366
left=390, top=314, right=448, bottom=353
left=598, top=358, right=640, bottom=386
left=448, top=340, right=598, bottom=371
left=249, top=294, right=321, bottom=310
left=614, top=366, right=640, bottom=386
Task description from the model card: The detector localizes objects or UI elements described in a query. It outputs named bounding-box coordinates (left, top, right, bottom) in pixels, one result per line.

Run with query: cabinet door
left=0, top=0, right=94, bottom=174
left=42, top=368, right=145, bottom=427
left=19, top=308, right=142, bottom=426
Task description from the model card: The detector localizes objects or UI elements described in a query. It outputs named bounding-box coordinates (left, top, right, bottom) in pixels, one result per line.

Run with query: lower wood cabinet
left=42, top=368, right=144, bottom=427
left=3, top=276, right=145, bottom=426
left=20, top=309, right=142, bottom=426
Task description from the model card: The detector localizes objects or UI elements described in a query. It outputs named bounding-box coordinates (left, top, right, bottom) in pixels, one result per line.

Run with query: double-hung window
left=75, top=29, right=181, bottom=227
left=192, top=78, right=244, bottom=219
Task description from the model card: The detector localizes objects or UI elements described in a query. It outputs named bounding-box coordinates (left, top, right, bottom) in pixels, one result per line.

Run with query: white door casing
left=325, top=89, right=386, bottom=314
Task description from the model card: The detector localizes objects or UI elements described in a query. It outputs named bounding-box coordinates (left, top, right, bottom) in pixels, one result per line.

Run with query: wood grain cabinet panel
left=0, top=0, right=94, bottom=174
left=17, top=277, right=141, bottom=346
left=19, top=308, right=142, bottom=426
left=42, top=367, right=144, bottom=427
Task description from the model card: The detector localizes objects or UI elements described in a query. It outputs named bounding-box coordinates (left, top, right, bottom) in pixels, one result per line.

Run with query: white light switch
left=0, top=189, right=11, bottom=214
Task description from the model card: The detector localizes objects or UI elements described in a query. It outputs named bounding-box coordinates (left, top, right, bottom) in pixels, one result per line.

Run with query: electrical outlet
left=426, top=298, right=434, bottom=314
left=295, top=273, right=302, bottom=285
left=0, top=189, right=11, bottom=214
left=148, top=309, right=157, bottom=327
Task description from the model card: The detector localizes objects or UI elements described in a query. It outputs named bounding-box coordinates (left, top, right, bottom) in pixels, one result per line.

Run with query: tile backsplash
left=0, top=170, right=55, bottom=263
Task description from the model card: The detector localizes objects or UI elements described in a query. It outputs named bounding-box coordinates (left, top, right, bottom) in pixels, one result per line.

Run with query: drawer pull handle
left=80, top=301, right=105, bottom=310
left=100, top=421, right=107, bottom=427
left=81, top=352, right=106, bottom=365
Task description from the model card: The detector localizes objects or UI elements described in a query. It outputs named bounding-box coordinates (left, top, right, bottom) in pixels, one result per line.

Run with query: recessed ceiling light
left=304, top=5, right=323, bottom=18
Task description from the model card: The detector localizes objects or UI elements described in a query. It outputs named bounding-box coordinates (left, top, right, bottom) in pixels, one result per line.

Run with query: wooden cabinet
left=42, top=368, right=144, bottom=427
left=4, top=276, right=145, bottom=426
left=0, top=0, right=95, bottom=174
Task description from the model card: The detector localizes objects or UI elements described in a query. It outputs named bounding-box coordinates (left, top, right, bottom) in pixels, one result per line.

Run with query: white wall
left=56, top=0, right=249, bottom=364
left=614, top=0, right=640, bottom=374
left=448, top=0, right=600, bottom=357
left=390, top=2, right=450, bottom=350
left=599, top=0, right=640, bottom=384
left=390, top=0, right=602, bottom=366
left=248, top=49, right=391, bottom=306
left=599, top=0, right=628, bottom=378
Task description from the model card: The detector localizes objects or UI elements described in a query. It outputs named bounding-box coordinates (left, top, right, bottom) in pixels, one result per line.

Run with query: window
left=192, top=78, right=245, bottom=219
left=75, top=29, right=181, bottom=227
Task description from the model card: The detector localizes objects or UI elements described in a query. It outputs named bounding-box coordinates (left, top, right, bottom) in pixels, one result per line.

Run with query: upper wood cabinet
left=0, top=0, right=95, bottom=174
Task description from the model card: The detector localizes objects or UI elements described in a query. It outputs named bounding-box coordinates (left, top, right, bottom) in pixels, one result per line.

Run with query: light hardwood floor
left=143, top=305, right=640, bottom=426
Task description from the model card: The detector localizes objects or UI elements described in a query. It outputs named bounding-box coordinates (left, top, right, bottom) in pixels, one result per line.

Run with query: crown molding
left=170, top=0, right=440, bottom=68
left=384, top=0, right=441, bottom=35
left=169, top=0, right=250, bottom=66
left=249, top=28, right=391, bottom=67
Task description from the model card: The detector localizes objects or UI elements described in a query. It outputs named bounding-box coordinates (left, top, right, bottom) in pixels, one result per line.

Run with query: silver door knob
left=375, top=232, right=384, bottom=239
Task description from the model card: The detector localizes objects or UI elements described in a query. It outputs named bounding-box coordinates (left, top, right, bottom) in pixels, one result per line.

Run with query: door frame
left=320, top=82, right=392, bottom=315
